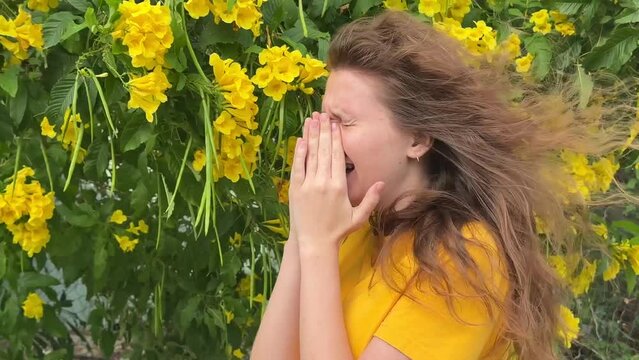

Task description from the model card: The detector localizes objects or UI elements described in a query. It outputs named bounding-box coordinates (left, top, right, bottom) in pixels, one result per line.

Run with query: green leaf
left=131, top=181, right=150, bottom=212
left=0, top=245, right=6, bottom=280
left=56, top=202, right=99, bottom=228
left=9, top=81, right=27, bottom=126
left=612, top=220, right=639, bottom=235
left=0, top=65, right=20, bottom=97
left=625, top=265, right=637, bottom=293
left=43, top=12, right=87, bottom=49
left=178, top=296, right=201, bottom=336
left=18, top=273, right=60, bottom=290
left=583, top=27, right=639, bottom=73
left=45, top=73, right=77, bottom=123
left=94, top=246, right=107, bottom=283
left=575, top=64, right=593, bottom=109
left=524, top=35, right=552, bottom=81
left=67, top=0, right=90, bottom=12
left=351, top=0, right=383, bottom=17
left=615, top=8, right=639, bottom=24
left=42, top=312, right=68, bottom=339
left=122, top=122, right=155, bottom=152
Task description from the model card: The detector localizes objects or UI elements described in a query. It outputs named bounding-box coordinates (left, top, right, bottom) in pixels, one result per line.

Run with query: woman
left=251, top=10, right=632, bottom=360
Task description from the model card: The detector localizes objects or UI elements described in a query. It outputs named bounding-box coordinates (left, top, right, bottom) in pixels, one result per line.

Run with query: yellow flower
left=232, top=348, right=245, bottom=359
left=549, top=10, right=568, bottom=23
left=251, top=67, right=273, bottom=88
left=263, top=79, right=287, bottom=101
left=530, top=9, right=549, bottom=25
left=208, top=0, right=265, bottom=35
left=222, top=136, right=243, bottom=159
left=548, top=255, right=568, bottom=280
left=603, top=259, right=620, bottom=281
left=214, top=111, right=237, bottom=135
left=450, top=0, right=471, bottom=20
left=515, top=53, right=534, bottom=73
left=418, top=0, right=442, bottom=17
left=193, top=149, right=206, bottom=172
left=383, top=0, right=407, bottom=11
left=127, top=67, right=172, bottom=122
left=114, top=234, right=139, bottom=252
left=109, top=210, right=127, bottom=224
left=184, top=0, right=210, bottom=18
left=223, top=158, right=244, bottom=182
left=224, top=310, right=235, bottom=324
left=570, top=260, right=596, bottom=296
left=112, top=0, right=174, bottom=69
left=555, top=22, right=575, bottom=36
left=271, top=176, right=289, bottom=204
left=22, top=292, right=44, bottom=320
left=0, top=7, right=43, bottom=62
left=236, top=276, right=251, bottom=297
left=628, top=245, right=639, bottom=275
left=557, top=305, right=579, bottom=348
left=40, top=116, right=56, bottom=138
left=27, top=0, right=59, bottom=12
left=500, top=33, right=521, bottom=59
left=126, top=219, right=149, bottom=235
left=592, top=223, right=608, bottom=240
left=252, top=293, right=266, bottom=303
left=533, top=22, right=552, bottom=34
left=230, top=232, right=241, bottom=248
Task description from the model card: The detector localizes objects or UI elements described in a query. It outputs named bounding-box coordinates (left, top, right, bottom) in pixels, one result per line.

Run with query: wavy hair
left=327, top=10, right=637, bottom=360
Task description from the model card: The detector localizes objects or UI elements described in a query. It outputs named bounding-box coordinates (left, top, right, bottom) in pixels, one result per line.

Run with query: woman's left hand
left=288, top=112, right=385, bottom=254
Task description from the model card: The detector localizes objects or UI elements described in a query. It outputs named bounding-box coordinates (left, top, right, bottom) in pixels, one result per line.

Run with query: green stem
left=39, top=139, right=54, bottom=192
left=181, top=4, right=209, bottom=82
left=165, top=137, right=192, bottom=218
left=155, top=159, right=163, bottom=251
left=11, top=138, right=21, bottom=197
left=298, top=0, right=308, bottom=38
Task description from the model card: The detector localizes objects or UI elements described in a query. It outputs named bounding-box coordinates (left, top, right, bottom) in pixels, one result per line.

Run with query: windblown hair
left=327, top=10, right=637, bottom=360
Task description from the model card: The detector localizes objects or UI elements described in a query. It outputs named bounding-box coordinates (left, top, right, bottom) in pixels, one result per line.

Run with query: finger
left=290, top=137, right=306, bottom=187
left=317, top=113, right=332, bottom=180
left=331, top=119, right=346, bottom=185
left=307, top=117, right=320, bottom=177
left=302, top=117, right=310, bottom=171
left=353, top=182, right=385, bottom=226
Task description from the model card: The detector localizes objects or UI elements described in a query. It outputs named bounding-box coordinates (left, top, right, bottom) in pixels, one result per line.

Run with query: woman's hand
left=288, top=112, right=385, bottom=254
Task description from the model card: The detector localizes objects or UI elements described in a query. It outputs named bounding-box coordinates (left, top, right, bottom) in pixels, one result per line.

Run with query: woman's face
left=321, top=69, right=430, bottom=209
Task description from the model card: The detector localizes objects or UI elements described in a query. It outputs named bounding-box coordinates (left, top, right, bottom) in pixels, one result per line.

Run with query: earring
left=416, top=156, right=420, bottom=162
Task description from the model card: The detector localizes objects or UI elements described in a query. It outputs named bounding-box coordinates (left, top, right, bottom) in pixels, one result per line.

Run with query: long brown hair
left=327, top=10, right=637, bottom=360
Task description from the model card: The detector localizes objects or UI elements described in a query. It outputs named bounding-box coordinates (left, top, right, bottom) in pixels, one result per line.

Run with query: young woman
left=251, top=10, right=633, bottom=360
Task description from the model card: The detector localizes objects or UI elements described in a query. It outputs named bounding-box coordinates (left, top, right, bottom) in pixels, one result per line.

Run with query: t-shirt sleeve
left=372, top=224, right=509, bottom=360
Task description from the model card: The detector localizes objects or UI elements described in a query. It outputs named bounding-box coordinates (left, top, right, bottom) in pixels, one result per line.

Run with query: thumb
left=352, top=182, right=385, bottom=226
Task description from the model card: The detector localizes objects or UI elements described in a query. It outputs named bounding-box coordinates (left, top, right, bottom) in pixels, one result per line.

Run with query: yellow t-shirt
left=338, top=220, right=513, bottom=359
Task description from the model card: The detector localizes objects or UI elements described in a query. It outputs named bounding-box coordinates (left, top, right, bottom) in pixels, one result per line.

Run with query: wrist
left=298, top=239, right=340, bottom=258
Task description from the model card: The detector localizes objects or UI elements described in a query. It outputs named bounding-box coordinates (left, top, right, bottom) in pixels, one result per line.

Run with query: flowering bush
left=0, top=0, right=638, bottom=357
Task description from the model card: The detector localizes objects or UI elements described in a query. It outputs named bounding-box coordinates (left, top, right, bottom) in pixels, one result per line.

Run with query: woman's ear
left=407, top=134, right=433, bottom=159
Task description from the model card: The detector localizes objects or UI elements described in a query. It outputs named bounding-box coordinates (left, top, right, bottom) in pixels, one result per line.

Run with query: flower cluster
left=251, top=45, right=328, bottom=101
left=530, top=9, right=575, bottom=36
left=0, top=167, right=55, bottom=257
left=383, top=0, right=408, bottom=11
left=418, top=0, right=472, bottom=21
left=22, top=292, right=44, bottom=320
left=109, top=209, right=148, bottom=252
left=191, top=53, right=262, bottom=183
left=0, top=7, right=43, bottom=64
left=27, top=0, right=58, bottom=12
left=557, top=305, right=580, bottom=348
left=185, top=0, right=266, bottom=37
left=111, top=0, right=174, bottom=70
left=548, top=254, right=597, bottom=297
left=40, top=110, right=87, bottom=163
left=433, top=19, right=497, bottom=58
left=560, top=151, right=620, bottom=201
left=603, top=239, right=639, bottom=281
left=126, top=66, right=172, bottom=122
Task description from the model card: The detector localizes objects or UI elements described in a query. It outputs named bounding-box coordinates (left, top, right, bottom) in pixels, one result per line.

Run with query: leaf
left=351, top=0, right=383, bottom=17
left=524, top=35, right=552, bottom=81
left=615, top=9, right=639, bottom=24
left=0, top=245, right=6, bottom=280
left=131, top=181, right=150, bottom=212
left=575, top=64, right=593, bottom=109
left=45, top=73, right=77, bottom=123
left=178, top=296, right=201, bottom=336
left=43, top=12, right=87, bottom=49
left=612, top=220, right=639, bottom=235
left=18, top=273, right=60, bottom=290
left=9, top=81, right=27, bottom=126
left=583, top=27, right=639, bottom=73
left=625, top=265, right=637, bottom=293
left=56, top=202, right=99, bottom=228
left=121, top=121, right=155, bottom=152
left=94, top=247, right=107, bottom=283
left=0, top=65, right=20, bottom=97
left=66, top=0, right=90, bottom=12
